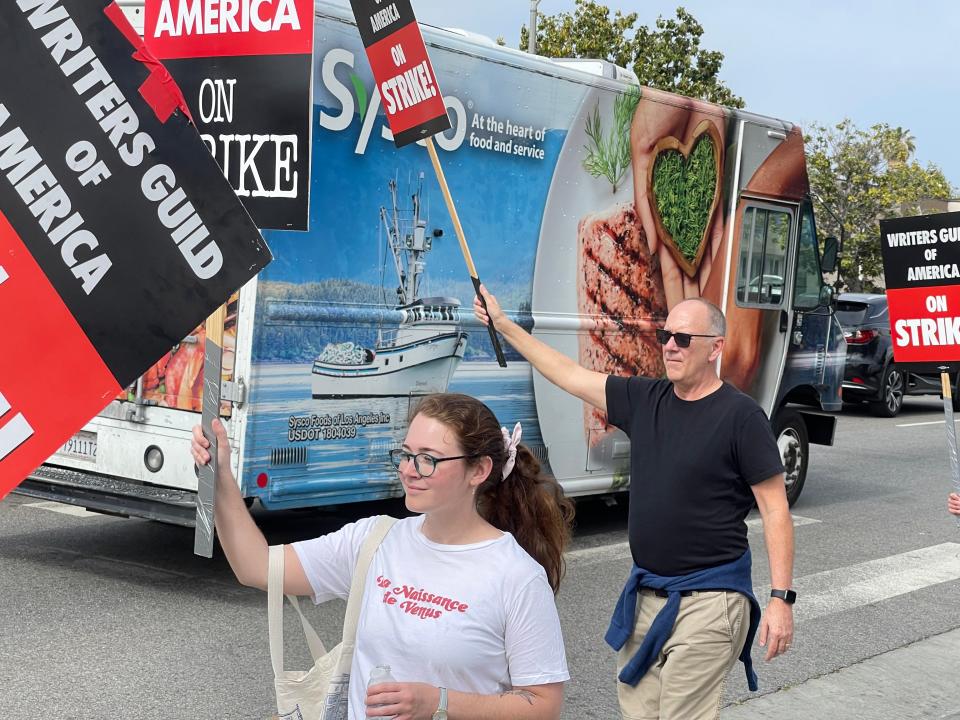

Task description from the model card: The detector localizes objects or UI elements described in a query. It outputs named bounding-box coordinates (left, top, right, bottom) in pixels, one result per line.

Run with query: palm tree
left=878, top=125, right=916, bottom=166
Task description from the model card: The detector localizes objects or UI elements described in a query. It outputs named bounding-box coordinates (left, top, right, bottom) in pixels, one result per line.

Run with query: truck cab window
left=794, top=205, right=823, bottom=309
left=736, top=206, right=791, bottom=306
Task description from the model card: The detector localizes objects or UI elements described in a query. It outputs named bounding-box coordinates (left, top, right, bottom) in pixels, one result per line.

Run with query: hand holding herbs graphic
left=629, top=87, right=727, bottom=309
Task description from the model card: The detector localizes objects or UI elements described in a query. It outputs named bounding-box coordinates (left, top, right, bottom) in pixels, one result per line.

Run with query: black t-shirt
left=606, top=375, right=785, bottom=576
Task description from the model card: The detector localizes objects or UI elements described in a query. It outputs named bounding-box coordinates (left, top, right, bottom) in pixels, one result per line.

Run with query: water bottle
left=367, top=665, right=396, bottom=718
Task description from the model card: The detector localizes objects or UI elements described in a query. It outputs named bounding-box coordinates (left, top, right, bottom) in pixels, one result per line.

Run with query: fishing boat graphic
left=311, top=176, right=468, bottom=399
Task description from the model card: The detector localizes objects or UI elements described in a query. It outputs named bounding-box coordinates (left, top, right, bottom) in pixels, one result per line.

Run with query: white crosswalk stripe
left=566, top=526, right=960, bottom=629
left=745, top=514, right=820, bottom=531
left=565, top=514, right=821, bottom=568
left=23, top=501, right=100, bottom=518
left=896, top=418, right=958, bottom=427
left=756, top=542, right=960, bottom=623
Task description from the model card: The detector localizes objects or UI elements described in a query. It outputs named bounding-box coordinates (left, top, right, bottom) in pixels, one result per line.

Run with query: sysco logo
left=317, top=48, right=467, bottom=155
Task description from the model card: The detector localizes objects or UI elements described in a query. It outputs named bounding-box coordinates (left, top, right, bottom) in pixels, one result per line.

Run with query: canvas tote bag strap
left=267, top=516, right=397, bottom=676
left=268, top=544, right=293, bottom=676
left=339, top=516, right=397, bottom=650
left=286, top=593, right=326, bottom=660
left=268, top=546, right=326, bottom=674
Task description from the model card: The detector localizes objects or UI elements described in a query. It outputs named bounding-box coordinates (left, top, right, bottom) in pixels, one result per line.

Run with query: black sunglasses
left=388, top=448, right=478, bottom=478
left=655, top=329, right=719, bottom=348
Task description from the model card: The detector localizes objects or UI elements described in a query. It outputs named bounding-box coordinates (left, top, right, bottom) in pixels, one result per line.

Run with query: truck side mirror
left=821, top=236, right=839, bottom=273
left=819, top=284, right=835, bottom=307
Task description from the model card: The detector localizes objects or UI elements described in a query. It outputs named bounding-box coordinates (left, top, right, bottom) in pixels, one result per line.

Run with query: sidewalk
left=722, top=628, right=960, bottom=719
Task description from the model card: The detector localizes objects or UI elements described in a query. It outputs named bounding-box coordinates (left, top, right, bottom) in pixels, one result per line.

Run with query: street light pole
left=528, top=0, right=541, bottom=54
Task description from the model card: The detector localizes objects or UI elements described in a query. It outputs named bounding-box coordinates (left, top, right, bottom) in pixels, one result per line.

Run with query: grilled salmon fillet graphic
left=577, top=203, right=668, bottom=443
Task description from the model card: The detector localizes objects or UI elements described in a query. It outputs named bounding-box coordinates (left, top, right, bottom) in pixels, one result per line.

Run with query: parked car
left=836, top=293, right=959, bottom=416
left=745, top=274, right=784, bottom=304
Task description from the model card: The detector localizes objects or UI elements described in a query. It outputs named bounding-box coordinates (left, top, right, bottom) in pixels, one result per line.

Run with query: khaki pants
left=616, top=589, right=750, bottom=720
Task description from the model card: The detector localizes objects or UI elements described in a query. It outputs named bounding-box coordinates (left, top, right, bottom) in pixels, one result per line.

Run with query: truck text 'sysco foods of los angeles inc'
left=19, top=1, right=846, bottom=521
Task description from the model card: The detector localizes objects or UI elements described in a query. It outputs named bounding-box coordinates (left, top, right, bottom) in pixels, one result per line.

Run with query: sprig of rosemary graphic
left=582, top=86, right=641, bottom=193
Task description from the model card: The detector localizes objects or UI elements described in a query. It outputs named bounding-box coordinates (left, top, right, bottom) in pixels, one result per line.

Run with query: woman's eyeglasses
left=388, top=449, right=478, bottom=478
left=654, top=329, right=720, bottom=348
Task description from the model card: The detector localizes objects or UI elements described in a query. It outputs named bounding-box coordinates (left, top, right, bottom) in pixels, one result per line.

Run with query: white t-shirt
left=292, top=515, right=569, bottom=720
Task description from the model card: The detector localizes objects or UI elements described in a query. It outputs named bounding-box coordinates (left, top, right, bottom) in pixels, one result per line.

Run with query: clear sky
left=328, top=0, right=960, bottom=193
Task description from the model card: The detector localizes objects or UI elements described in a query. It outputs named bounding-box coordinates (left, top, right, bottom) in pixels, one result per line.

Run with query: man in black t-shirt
left=475, top=287, right=794, bottom=720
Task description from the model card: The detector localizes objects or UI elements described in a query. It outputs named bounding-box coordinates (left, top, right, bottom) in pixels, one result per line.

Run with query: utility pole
left=528, top=0, right=541, bottom=54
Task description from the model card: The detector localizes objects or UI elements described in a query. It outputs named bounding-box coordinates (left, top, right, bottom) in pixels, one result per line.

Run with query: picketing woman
left=191, top=392, right=575, bottom=719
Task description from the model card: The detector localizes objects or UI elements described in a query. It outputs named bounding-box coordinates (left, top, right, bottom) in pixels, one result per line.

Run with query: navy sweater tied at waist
left=604, top=549, right=761, bottom=691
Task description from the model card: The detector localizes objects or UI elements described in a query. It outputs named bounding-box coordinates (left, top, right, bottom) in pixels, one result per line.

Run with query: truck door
left=779, top=201, right=846, bottom=412
left=729, top=199, right=797, bottom=416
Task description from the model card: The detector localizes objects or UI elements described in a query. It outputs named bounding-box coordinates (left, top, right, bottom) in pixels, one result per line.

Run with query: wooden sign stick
left=941, top=371, right=960, bottom=528
left=194, top=304, right=226, bottom=557
left=425, top=136, right=507, bottom=368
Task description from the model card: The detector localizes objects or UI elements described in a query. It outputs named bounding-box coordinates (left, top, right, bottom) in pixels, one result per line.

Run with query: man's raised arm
left=474, top=285, right=608, bottom=413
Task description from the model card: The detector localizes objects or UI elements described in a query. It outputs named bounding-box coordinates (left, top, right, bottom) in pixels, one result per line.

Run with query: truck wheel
left=869, top=365, right=904, bottom=417
left=773, top=409, right=808, bottom=507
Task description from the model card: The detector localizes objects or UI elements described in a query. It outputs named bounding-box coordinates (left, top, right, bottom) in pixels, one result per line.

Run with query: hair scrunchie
left=500, top=422, right=522, bottom=480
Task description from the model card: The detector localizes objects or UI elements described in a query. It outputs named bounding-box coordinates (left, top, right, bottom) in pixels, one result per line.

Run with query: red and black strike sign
left=144, top=0, right=314, bottom=231
left=879, top=211, right=960, bottom=372
left=349, top=0, right=451, bottom=148
left=0, top=0, right=271, bottom=495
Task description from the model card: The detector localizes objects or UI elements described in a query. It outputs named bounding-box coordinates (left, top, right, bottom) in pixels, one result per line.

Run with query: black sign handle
left=471, top=275, right=507, bottom=367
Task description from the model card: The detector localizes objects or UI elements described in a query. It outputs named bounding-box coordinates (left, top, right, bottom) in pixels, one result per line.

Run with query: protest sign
left=347, top=0, right=505, bottom=365
left=0, top=0, right=271, bottom=496
left=880, top=210, right=960, bottom=525
left=144, top=0, right=314, bottom=230
left=879, top=211, right=960, bottom=372
left=348, top=0, right=450, bottom=148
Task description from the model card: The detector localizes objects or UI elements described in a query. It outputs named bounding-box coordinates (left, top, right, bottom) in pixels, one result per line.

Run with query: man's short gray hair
left=684, top=297, right=727, bottom=336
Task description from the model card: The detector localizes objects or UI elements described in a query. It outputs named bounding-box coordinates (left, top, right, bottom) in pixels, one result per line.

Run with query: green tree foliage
left=520, top=1, right=743, bottom=108
left=806, top=119, right=953, bottom=292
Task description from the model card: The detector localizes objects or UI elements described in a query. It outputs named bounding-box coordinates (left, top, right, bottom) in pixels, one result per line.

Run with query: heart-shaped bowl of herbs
left=647, top=119, right=724, bottom=278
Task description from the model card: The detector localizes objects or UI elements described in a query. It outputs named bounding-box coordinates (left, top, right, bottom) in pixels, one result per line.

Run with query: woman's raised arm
left=191, top=419, right=312, bottom=595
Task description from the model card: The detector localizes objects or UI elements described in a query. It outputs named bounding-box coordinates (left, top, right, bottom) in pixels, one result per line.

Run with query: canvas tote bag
left=268, top=516, right=397, bottom=720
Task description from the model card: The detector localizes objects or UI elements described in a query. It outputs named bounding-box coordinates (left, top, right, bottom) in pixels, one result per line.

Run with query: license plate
left=59, top=430, right=97, bottom=461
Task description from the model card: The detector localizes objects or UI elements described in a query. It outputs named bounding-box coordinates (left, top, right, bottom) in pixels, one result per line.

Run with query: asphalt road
left=2, top=396, right=959, bottom=719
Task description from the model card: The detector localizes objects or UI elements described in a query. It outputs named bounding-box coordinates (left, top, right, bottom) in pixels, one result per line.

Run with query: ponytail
left=476, top=445, right=574, bottom=593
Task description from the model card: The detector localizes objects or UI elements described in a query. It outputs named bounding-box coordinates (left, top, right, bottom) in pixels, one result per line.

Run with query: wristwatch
left=770, top=588, right=797, bottom=604
left=431, top=686, right=448, bottom=720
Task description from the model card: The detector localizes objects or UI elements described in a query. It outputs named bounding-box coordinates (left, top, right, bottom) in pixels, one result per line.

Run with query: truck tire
left=869, top=364, right=904, bottom=417
left=773, top=409, right=808, bottom=507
